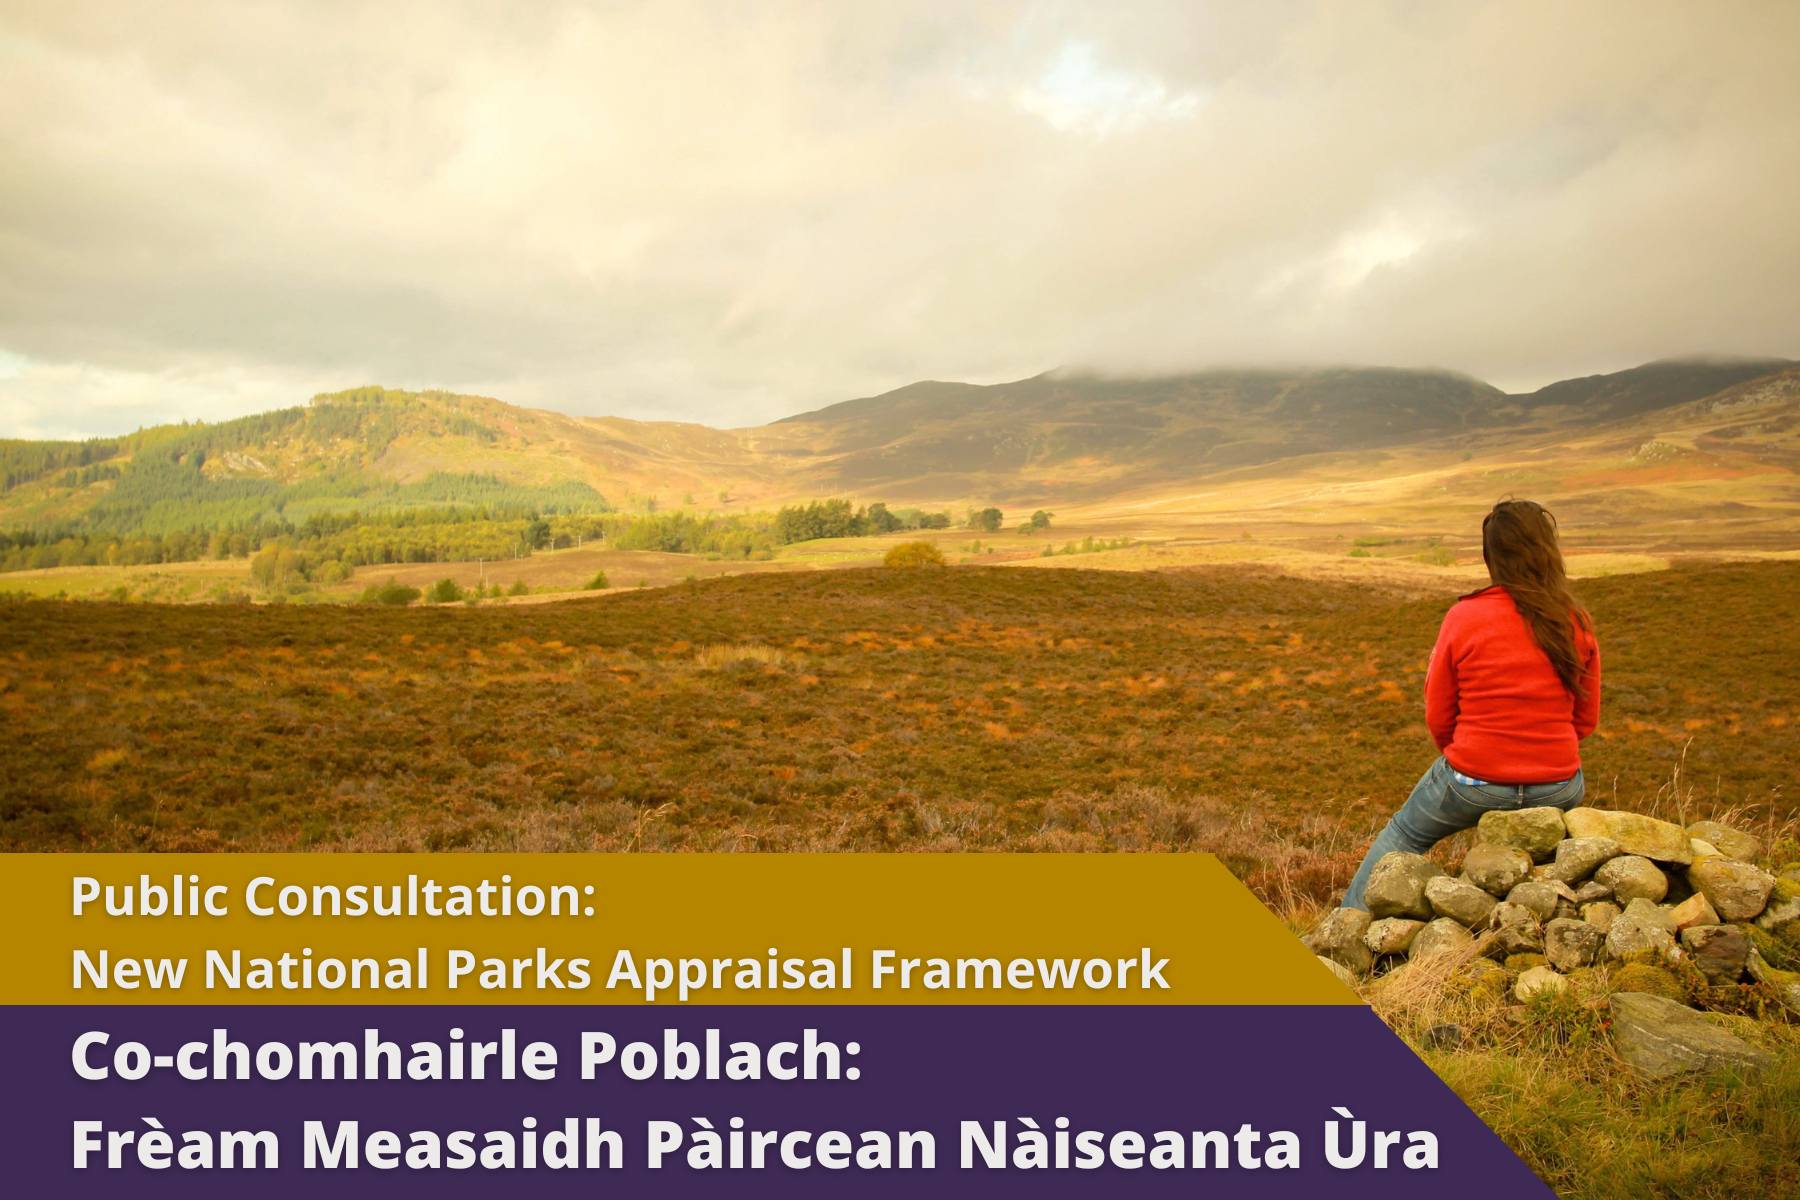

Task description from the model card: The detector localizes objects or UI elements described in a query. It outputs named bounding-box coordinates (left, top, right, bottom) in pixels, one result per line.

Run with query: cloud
left=0, top=0, right=1796, bottom=435
left=1010, top=42, right=1205, bottom=137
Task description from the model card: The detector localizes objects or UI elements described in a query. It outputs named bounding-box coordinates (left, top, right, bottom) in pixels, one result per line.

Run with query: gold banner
left=1, top=853, right=1354, bottom=1006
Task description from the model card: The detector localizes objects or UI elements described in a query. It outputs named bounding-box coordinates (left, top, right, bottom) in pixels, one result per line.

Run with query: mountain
left=1519, top=357, right=1793, bottom=421
left=755, top=367, right=1518, bottom=500
left=1, top=357, right=1794, bottom=543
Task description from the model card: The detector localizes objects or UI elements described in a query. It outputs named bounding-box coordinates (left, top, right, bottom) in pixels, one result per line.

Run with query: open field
left=6, top=503, right=1791, bottom=606
left=4, top=560, right=1794, bottom=874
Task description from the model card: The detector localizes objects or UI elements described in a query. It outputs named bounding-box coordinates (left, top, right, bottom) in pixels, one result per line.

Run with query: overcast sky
left=2, top=1, right=1796, bottom=438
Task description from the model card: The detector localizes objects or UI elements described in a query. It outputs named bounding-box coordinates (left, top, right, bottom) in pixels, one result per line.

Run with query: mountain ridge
left=1, top=356, right=1795, bottom=537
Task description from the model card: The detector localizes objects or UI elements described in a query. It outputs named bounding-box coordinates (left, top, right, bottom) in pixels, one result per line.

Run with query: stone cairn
left=1304, top=807, right=1800, bottom=1078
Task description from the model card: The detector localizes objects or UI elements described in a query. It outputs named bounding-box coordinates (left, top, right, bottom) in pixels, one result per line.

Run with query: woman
left=1341, top=499, right=1601, bottom=910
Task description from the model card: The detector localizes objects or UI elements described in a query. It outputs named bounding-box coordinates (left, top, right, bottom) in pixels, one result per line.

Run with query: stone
left=1422, top=1023, right=1463, bottom=1051
left=1487, top=915, right=1545, bottom=958
left=1304, top=908, right=1373, bottom=974
left=1317, top=954, right=1362, bottom=990
left=1572, top=880, right=1613, bottom=905
left=1505, top=880, right=1561, bottom=921
left=1688, top=838, right=1720, bottom=860
left=1680, top=924, right=1749, bottom=986
left=1605, top=897, right=1675, bottom=962
left=1608, top=991, right=1772, bottom=1079
left=1545, top=836, right=1623, bottom=883
left=1409, top=917, right=1475, bottom=962
left=1364, top=917, right=1427, bottom=956
left=1476, top=806, right=1568, bottom=862
left=1544, top=917, right=1605, bottom=971
left=1563, top=808, right=1693, bottom=865
left=1687, top=858, right=1776, bottom=921
left=1754, top=877, right=1800, bottom=947
left=1582, top=900, right=1622, bottom=932
left=1515, top=965, right=1569, bottom=1001
left=1490, top=900, right=1536, bottom=927
left=1504, top=952, right=1549, bottom=973
left=1686, top=820, right=1762, bottom=863
left=1363, top=852, right=1444, bottom=920
left=1667, top=892, right=1719, bottom=932
left=1461, top=843, right=1532, bottom=896
left=1594, top=855, right=1669, bottom=903
left=1424, top=875, right=1496, bottom=927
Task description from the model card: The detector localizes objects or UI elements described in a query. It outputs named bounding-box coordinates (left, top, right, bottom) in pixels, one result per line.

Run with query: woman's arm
left=1423, top=611, right=1460, bottom=750
left=1574, top=631, right=1602, bottom=739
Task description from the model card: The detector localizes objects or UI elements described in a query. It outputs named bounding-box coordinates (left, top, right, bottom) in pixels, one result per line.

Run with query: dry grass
left=689, top=643, right=801, bottom=671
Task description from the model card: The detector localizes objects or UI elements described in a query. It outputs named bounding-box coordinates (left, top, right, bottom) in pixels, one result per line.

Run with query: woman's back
left=1425, top=585, right=1601, bottom=784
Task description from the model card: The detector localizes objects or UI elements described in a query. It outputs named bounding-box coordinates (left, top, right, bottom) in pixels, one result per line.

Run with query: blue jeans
left=1341, top=756, right=1585, bottom=910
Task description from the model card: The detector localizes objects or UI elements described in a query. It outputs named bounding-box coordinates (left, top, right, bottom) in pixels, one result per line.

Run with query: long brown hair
left=1479, top=499, right=1590, bottom=700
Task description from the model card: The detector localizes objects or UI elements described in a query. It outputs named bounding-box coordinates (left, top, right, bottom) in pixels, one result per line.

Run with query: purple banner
left=5, top=1005, right=1552, bottom=1197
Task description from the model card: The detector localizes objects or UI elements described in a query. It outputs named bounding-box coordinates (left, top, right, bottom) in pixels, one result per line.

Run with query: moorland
left=5, top=560, right=1793, bottom=875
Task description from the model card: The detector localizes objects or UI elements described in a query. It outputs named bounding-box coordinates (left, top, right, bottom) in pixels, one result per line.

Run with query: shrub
left=426, top=578, right=464, bottom=604
left=359, top=579, right=421, bottom=606
left=584, top=571, right=610, bottom=590
left=313, top=559, right=353, bottom=585
left=507, top=580, right=530, bottom=596
left=884, top=541, right=946, bottom=568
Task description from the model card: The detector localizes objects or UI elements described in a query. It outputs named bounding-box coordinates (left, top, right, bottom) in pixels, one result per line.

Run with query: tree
left=1029, top=510, right=1053, bottom=531
left=583, top=570, right=610, bottom=590
left=967, top=507, right=1003, bottom=533
left=523, top=519, right=552, bottom=550
left=426, top=578, right=463, bottom=604
left=865, top=502, right=901, bottom=534
left=884, top=541, right=946, bottom=568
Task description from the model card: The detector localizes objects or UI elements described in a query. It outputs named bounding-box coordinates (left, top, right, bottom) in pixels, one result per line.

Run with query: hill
left=0, top=356, right=1795, bottom=579
left=1519, top=357, right=1794, bottom=421
left=756, top=367, right=1518, bottom=501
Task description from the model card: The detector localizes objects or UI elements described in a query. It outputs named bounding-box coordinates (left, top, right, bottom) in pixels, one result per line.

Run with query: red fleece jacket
left=1424, top=585, right=1601, bottom=783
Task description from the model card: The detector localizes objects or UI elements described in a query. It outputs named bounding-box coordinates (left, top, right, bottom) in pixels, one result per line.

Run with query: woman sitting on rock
left=1341, top=498, right=1601, bottom=910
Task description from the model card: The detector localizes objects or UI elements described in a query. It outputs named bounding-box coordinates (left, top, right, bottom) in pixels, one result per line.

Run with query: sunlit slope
left=1066, top=365, right=1800, bottom=554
